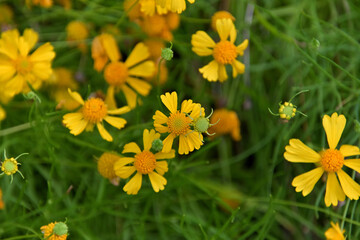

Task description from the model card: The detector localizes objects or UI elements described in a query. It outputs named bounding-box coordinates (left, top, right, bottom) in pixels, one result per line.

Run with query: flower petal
left=121, top=85, right=138, bottom=109
left=96, top=123, right=113, bottom=142
left=344, top=159, right=360, bottom=173
left=123, top=172, right=142, bottom=195
left=153, top=110, right=168, bottom=125
left=284, top=139, right=321, bottom=163
left=324, top=172, right=345, bottom=207
left=128, top=60, right=155, bottom=78
left=67, top=88, right=84, bottom=105
left=122, top=142, right=141, bottom=154
left=340, top=145, right=360, bottom=157
left=180, top=99, right=195, bottom=114
left=143, top=129, right=160, bottom=151
left=125, top=42, right=150, bottom=68
left=154, top=123, right=169, bottom=133
left=114, top=165, right=136, bottom=179
left=337, top=169, right=360, bottom=200
left=162, top=134, right=175, bottom=153
left=160, top=91, right=177, bottom=113
left=23, top=29, right=39, bottom=50
left=292, top=167, right=323, bottom=196
left=29, top=42, right=55, bottom=62
left=155, top=150, right=175, bottom=159
left=216, top=18, right=235, bottom=41
left=237, top=39, right=248, bottom=56
left=148, top=171, right=167, bottom=192
left=231, top=60, right=245, bottom=77
left=178, top=134, right=190, bottom=155
left=107, top=105, right=131, bottom=115
left=126, top=77, right=152, bottom=96
left=322, top=112, right=346, bottom=149
left=218, top=63, right=228, bottom=82
left=155, top=161, right=169, bottom=175
left=62, top=112, right=88, bottom=136
left=104, top=116, right=127, bottom=129
left=199, top=60, right=219, bottom=82
left=191, top=31, right=215, bottom=56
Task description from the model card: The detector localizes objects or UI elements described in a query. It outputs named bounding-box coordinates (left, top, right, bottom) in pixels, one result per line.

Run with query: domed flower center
left=167, top=111, right=191, bottom=136
left=213, top=41, right=237, bottom=64
left=82, top=98, right=108, bottom=123
left=14, top=57, right=32, bottom=75
left=104, top=62, right=128, bottom=86
left=1, top=158, right=18, bottom=175
left=134, top=150, right=156, bottom=174
left=98, top=152, right=119, bottom=179
left=320, top=149, right=344, bottom=172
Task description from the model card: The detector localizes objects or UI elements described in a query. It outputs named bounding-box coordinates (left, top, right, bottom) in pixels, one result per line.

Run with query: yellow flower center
left=1, top=158, right=18, bottom=175
left=134, top=151, right=156, bottom=174
left=82, top=98, right=108, bottom=123
left=104, top=62, right=128, bottom=86
left=167, top=111, right=191, bottom=136
left=320, top=149, right=344, bottom=172
left=213, top=41, right=237, bottom=64
left=14, top=57, right=32, bottom=75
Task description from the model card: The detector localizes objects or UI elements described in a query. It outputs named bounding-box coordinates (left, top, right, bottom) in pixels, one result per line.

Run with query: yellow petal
left=199, top=60, right=219, bottom=82
left=123, top=172, right=142, bottom=195
left=292, top=167, right=324, bottom=196
left=162, top=134, right=175, bottom=153
left=0, top=64, right=16, bottom=82
left=104, top=116, right=127, bottom=129
left=154, top=123, right=169, bottom=133
left=18, top=37, right=30, bottom=57
left=23, top=29, right=38, bottom=51
left=218, top=63, right=228, bottom=82
left=237, top=39, right=248, bottom=56
left=155, top=161, right=169, bottom=175
left=169, top=0, right=186, bottom=13
left=126, top=77, right=152, bottom=96
left=62, top=113, right=88, bottom=135
left=322, top=112, right=346, bottom=149
left=128, top=60, right=155, bottom=78
left=153, top=110, right=168, bottom=125
left=216, top=18, right=235, bottom=41
left=67, top=88, right=84, bottom=105
left=105, top=86, right=117, bottom=110
left=102, top=33, right=121, bottom=62
left=96, top=123, right=113, bottom=142
left=148, top=171, right=167, bottom=192
left=339, top=145, right=360, bottom=157
left=107, top=105, right=131, bottom=115
left=0, top=105, right=6, bottom=121
left=4, top=74, right=24, bottom=97
left=325, top=222, right=345, bottom=240
left=191, top=31, right=215, bottom=56
left=189, top=103, right=201, bottom=119
left=125, top=42, right=150, bottom=68
left=231, top=60, right=245, bottom=77
left=114, top=165, right=136, bottom=179
left=29, top=42, right=55, bottom=62
left=113, top=157, right=135, bottom=167
left=337, top=169, right=360, bottom=200
left=186, top=131, right=203, bottom=150
left=344, top=159, right=360, bottom=173
left=121, top=85, right=138, bottom=109
left=178, top=134, right=190, bottom=155
left=32, top=62, right=52, bottom=80
left=155, top=150, right=175, bottom=160
left=284, top=139, right=321, bottom=163
left=143, top=129, right=160, bottom=151
left=324, top=172, right=345, bottom=207
left=122, top=142, right=141, bottom=154
left=180, top=99, right=194, bottom=114
left=160, top=91, right=178, bottom=113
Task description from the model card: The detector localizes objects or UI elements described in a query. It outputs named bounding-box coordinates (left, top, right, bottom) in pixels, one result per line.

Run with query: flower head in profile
left=208, top=108, right=241, bottom=141
left=114, top=129, right=175, bottom=194
left=103, top=42, right=155, bottom=109
left=191, top=19, right=248, bottom=82
left=0, top=28, right=55, bottom=99
left=284, top=112, right=360, bottom=207
left=97, top=152, right=121, bottom=186
left=62, top=89, right=130, bottom=142
left=41, top=221, right=68, bottom=240
left=325, top=222, right=345, bottom=240
left=153, top=92, right=203, bottom=155
left=211, top=11, right=235, bottom=30
left=66, top=21, right=89, bottom=52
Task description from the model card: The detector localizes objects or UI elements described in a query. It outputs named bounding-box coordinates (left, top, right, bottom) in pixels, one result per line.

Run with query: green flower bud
left=53, top=222, right=68, bottom=236
left=161, top=48, right=173, bottom=61
left=151, top=139, right=163, bottom=152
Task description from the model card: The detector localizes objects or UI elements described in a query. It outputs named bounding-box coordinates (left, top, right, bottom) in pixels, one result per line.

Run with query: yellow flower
left=155, top=0, right=195, bottom=14
left=153, top=92, right=203, bottom=155
left=208, top=108, right=241, bottom=141
left=97, top=152, right=120, bottom=185
left=28, top=0, right=53, bottom=8
left=211, top=11, right=235, bottom=30
left=40, top=222, right=68, bottom=240
left=325, top=222, right=345, bottom=240
left=114, top=129, right=175, bottom=194
left=0, top=188, right=4, bottom=210
left=91, top=33, right=120, bottom=72
left=191, top=18, right=248, bottom=82
left=66, top=21, right=89, bottom=52
left=0, top=105, right=5, bottom=122
left=62, top=89, right=131, bottom=142
left=0, top=151, right=27, bottom=183
left=284, top=112, right=360, bottom=207
left=103, top=42, right=155, bottom=109
left=0, top=29, right=55, bottom=98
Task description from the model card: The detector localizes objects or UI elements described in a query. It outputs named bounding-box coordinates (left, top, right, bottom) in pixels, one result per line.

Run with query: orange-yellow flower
left=62, top=89, right=130, bottom=142
left=66, top=21, right=89, bottom=52
left=0, top=29, right=55, bottom=98
left=155, top=0, right=196, bottom=14
left=97, top=152, right=121, bottom=185
left=208, top=108, right=241, bottom=141
left=210, top=11, right=235, bottom=30
left=40, top=222, right=68, bottom=240
left=284, top=112, right=360, bottom=207
left=153, top=92, right=203, bottom=155
left=114, top=129, right=175, bottom=194
left=191, top=19, right=248, bottom=82
left=91, top=33, right=120, bottom=72
left=325, top=222, right=345, bottom=240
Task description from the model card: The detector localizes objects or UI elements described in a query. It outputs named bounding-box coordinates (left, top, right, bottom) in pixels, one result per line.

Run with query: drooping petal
left=162, top=133, right=175, bottom=153
left=125, top=42, right=150, bottom=68
left=199, top=60, right=219, bottom=82
left=126, top=77, right=152, bottom=96
left=218, top=63, right=228, bottom=82
left=231, top=60, right=245, bottom=77
left=122, top=142, right=141, bottom=154
left=102, top=33, right=121, bottom=62
left=153, top=110, right=168, bottom=125
left=324, top=172, right=345, bottom=207
left=128, top=60, right=155, bottom=78
left=121, top=84, right=137, bottom=109
left=143, top=129, right=160, bottom=151
left=155, top=150, right=175, bottom=159
left=339, top=145, right=360, bottom=157
left=105, top=86, right=117, bottom=110
left=284, top=139, right=321, bottom=163
left=104, top=116, right=127, bottom=129
left=123, top=172, right=142, bottom=195
left=191, top=31, right=215, bottom=56
left=96, top=123, right=113, bottom=142
left=155, top=161, right=169, bottom=175
left=62, top=113, right=88, bottom=136
left=322, top=113, right=346, bottom=149
left=292, top=167, right=324, bottom=196
left=178, top=134, right=190, bottom=155
left=186, top=131, right=203, bottom=150
left=337, top=169, right=360, bottom=200
left=160, top=91, right=177, bottom=113
left=67, top=89, right=84, bottom=105
left=237, top=39, right=249, bottom=56
left=148, top=171, right=167, bottom=192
